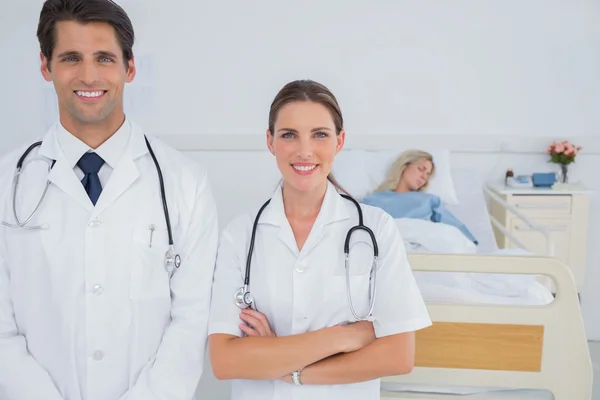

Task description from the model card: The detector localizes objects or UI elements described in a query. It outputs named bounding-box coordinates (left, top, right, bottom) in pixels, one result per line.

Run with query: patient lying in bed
left=360, top=149, right=478, bottom=246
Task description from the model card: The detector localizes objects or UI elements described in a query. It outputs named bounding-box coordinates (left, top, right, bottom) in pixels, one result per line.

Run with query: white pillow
left=332, top=148, right=459, bottom=205
left=330, top=150, right=372, bottom=198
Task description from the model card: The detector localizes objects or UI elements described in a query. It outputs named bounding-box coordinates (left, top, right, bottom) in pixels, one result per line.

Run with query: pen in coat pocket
left=149, top=224, right=155, bottom=248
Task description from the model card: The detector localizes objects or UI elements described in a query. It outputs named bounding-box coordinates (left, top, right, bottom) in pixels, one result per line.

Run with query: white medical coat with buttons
left=209, top=181, right=432, bottom=400
left=0, top=120, right=219, bottom=400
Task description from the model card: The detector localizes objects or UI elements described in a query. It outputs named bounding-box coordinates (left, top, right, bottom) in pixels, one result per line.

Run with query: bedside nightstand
left=487, top=181, right=593, bottom=291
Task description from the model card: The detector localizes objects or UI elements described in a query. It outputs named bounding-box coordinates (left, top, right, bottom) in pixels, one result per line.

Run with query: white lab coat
left=0, top=120, right=219, bottom=400
left=209, top=181, right=432, bottom=400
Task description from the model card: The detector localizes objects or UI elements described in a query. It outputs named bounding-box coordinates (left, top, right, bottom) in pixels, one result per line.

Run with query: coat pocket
left=130, top=226, right=172, bottom=300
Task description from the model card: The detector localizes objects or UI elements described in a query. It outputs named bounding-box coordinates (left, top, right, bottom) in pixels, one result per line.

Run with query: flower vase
left=557, top=164, right=569, bottom=184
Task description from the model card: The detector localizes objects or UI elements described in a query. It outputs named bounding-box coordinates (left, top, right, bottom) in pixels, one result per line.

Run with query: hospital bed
left=330, top=150, right=593, bottom=399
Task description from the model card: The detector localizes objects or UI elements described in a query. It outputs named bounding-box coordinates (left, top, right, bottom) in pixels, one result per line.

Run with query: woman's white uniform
left=209, top=180, right=432, bottom=400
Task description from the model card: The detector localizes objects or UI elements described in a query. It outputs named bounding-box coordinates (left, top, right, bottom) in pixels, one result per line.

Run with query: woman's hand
left=239, top=308, right=277, bottom=337
left=339, top=321, right=376, bottom=353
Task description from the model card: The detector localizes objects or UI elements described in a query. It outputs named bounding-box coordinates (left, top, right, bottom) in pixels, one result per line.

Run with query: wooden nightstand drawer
left=508, top=195, right=572, bottom=217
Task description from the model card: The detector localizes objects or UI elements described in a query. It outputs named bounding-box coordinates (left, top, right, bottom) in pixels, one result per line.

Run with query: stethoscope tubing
left=1, top=137, right=181, bottom=271
left=237, top=191, right=379, bottom=321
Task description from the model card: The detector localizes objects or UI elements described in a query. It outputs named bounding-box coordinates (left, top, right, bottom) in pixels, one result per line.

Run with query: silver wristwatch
left=291, top=369, right=302, bottom=385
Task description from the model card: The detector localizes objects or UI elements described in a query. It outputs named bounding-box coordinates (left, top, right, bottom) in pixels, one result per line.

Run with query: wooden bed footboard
left=415, top=322, right=544, bottom=372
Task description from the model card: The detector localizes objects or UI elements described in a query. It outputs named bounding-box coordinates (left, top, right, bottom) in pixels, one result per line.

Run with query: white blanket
left=394, top=217, right=552, bottom=304
left=394, top=218, right=477, bottom=254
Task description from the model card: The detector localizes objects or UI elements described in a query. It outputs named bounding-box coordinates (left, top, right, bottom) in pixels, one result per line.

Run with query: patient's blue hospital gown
left=361, top=191, right=478, bottom=245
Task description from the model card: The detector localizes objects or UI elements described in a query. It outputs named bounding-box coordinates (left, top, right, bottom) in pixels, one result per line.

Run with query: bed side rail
left=483, top=186, right=555, bottom=257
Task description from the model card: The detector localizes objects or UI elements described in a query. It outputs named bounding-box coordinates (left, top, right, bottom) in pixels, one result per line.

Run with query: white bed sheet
left=415, top=270, right=553, bottom=306
left=395, top=217, right=553, bottom=306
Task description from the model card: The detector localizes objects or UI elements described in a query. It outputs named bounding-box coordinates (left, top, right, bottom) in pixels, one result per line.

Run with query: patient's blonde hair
left=374, top=150, right=435, bottom=193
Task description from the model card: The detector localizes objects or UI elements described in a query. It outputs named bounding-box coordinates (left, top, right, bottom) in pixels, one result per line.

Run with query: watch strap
left=291, top=369, right=302, bottom=385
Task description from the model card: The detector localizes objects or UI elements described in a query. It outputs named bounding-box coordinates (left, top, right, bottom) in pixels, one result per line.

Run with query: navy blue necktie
left=77, top=152, right=105, bottom=205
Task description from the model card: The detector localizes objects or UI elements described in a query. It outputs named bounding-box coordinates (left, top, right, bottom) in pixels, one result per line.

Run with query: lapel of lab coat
left=38, top=121, right=149, bottom=217
left=89, top=121, right=148, bottom=220
left=39, top=125, right=94, bottom=212
left=259, top=181, right=350, bottom=258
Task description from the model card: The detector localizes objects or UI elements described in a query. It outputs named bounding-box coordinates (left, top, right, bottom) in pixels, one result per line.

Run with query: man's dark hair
left=37, top=0, right=135, bottom=70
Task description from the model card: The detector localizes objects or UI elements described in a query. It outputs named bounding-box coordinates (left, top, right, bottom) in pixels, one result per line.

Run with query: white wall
left=1, top=0, right=599, bottom=154
left=1, top=0, right=599, bottom=397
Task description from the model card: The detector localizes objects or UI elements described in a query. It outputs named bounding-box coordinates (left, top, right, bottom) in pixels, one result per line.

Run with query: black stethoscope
left=0, top=136, right=181, bottom=272
left=234, top=192, right=379, bottom=321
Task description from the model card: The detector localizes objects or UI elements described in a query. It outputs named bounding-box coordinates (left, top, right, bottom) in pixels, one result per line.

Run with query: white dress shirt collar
left=56, top=118, right=132, bottom=169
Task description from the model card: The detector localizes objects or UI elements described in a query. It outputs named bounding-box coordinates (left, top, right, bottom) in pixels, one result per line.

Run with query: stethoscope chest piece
left=164, top=245, right=181, bottom=272
left=234, top=285, right=254, bottom=309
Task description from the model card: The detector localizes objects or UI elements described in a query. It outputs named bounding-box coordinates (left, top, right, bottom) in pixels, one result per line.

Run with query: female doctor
left=208, top=80, right=432, bottom=400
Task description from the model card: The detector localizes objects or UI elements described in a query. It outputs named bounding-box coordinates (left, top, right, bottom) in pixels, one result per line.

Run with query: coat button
left=88, top=219, right=101, bottom=227
left=92, top=284, right=104, bottom=295
left=93, top=350, right=104, bottom=361
left=295, top=263, right=306, bottom=273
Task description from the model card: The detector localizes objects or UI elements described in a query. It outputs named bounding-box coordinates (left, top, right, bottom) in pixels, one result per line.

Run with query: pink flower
left=565, top=143, right=573, bottom=152
left=545, top=140, right=581, bottom=158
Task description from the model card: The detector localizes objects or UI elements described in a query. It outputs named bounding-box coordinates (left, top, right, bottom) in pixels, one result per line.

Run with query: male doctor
left=0, top=0, right=218, bottom=399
